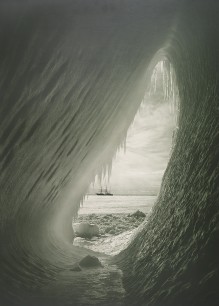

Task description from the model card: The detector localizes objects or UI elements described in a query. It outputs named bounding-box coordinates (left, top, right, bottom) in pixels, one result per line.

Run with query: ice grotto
left=0, top=0, right=218, bottom=305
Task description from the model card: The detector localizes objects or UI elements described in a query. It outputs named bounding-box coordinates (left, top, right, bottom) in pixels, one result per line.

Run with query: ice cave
left=0, top=0, right=218, bottom=305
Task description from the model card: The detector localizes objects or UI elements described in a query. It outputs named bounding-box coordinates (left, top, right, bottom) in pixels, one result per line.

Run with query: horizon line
left=86, top=193, right=158, bottom=196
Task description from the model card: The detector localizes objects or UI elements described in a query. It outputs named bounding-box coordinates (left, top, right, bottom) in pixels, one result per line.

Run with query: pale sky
left=90, top=62, right=177, bottom=195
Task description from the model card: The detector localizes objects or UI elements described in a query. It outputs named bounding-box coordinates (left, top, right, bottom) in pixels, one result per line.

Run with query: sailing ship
left=96, top=187, right=113, bottom=196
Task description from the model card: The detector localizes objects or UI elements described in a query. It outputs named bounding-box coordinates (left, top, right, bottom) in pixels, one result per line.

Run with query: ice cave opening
left=1, top=1, right=219, bottom=305
left=72, top=60, right=180, bottom=255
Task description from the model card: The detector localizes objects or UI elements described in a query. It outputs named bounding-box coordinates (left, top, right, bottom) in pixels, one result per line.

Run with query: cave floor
left=41, top=249, right=125, bottom=306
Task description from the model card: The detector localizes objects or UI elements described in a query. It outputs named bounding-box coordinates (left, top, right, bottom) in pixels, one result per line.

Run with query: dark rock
left=131, top=210, right=146, bottom=218
left=79, top=255, right=103, bottom=268
left=70, top=263, right=82, bottom=272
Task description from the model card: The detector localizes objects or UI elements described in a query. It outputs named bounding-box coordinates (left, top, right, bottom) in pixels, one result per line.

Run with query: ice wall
left=115, top=2, right=219, bottom=305
left=0, top=0, right=218, bottom=305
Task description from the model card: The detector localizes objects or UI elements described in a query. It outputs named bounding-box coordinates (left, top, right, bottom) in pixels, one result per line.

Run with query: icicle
left=76, top=58, right=180, bottom=217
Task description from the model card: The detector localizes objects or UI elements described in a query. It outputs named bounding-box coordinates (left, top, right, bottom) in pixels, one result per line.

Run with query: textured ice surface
left=0, top=0, right=219, bottom=305
left=74, top=228, right=140, bottom=256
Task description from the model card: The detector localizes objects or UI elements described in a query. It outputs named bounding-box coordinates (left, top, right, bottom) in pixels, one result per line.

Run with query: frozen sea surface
left=79, top=195, right=157, bottom=215
left=74, top=228, right=142, bottom=256
left=74, top=195, right=153, bottom=255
